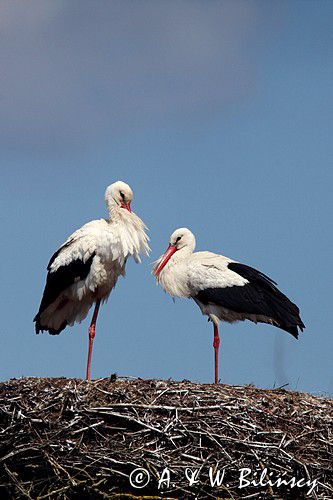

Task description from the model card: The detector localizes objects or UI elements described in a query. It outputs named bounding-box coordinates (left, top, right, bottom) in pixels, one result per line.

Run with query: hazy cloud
left=0, top=1, right=263, bottom=152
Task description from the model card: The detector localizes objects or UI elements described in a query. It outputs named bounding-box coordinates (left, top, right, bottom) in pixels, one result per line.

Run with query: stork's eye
left=176, top=236, right=181, bottom=242
left=120, top=191, right=125, bottom=200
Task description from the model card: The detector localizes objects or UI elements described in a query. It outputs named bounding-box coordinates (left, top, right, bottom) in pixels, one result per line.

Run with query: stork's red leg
left=86, top=300, right=101, bottom=380
left=213, top=323, right=220, bottom=384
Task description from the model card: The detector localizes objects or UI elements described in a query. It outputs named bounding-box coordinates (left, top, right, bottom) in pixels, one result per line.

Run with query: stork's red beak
left=154, top=244, right=177, bottom=276
left=121, top=202, right=132, bottom=213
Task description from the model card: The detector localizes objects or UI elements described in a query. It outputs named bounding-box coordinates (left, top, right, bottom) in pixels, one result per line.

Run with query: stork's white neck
left=108, top=204, right=132, bottom=223
left=107, top=205, right=150, bottom=263
left=171, top=245, right=194, bottom=263
left=156, top=246, right=194, bottom=298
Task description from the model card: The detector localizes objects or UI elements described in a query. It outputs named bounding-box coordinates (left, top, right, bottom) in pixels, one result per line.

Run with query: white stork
left=34, top=181, right=150, bottom=380
left=154, top=228, right=305, bottom=384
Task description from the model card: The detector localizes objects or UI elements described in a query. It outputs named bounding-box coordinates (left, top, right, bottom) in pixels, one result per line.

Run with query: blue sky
left=1, top=1, right=332, bottom=395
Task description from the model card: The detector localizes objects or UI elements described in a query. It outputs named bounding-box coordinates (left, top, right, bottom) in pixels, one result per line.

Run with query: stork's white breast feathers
left=156, top=250, right=249, bottom=299
left=49, top=216, right=149, bottom=274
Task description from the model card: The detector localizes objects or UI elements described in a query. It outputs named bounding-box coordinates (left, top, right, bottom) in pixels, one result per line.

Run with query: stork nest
left=0, top=377, right=332, bottom=499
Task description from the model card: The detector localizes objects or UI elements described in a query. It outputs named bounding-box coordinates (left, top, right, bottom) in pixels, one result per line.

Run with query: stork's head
left=105, top=181, right=133, bottom=212
left=169, top=228, right=196, bottom=250
left=154, top=228, right=196, bottom=276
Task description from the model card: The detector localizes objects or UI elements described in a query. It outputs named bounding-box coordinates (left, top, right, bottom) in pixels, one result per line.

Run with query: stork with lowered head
left=154, top=228, right=304, bottom=384
left=34, top=181, right=150, bottom=380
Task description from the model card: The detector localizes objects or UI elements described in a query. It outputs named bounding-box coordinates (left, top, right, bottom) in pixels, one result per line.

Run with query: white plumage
left=34, top=181, right=150, bottom=378
left=154, top=228, right=304, bottom=384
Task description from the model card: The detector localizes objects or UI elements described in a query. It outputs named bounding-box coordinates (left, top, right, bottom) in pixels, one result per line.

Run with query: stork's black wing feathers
left=196, top=262, right=305, bottom=338
left=34, top=252, right=96, bottom=334
left=228, top=263, right=278, bottom=287
left=47, top=240, right=74, bottom=271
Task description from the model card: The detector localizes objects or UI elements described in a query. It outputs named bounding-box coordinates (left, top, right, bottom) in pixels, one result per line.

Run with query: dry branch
left=0, top=377, right=332, bottom=499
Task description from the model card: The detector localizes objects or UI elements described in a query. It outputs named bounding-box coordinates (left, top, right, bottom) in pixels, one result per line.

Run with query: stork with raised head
left=34, top=181, right=150, bottom=380
left=154, top=228, right=305, bottom=384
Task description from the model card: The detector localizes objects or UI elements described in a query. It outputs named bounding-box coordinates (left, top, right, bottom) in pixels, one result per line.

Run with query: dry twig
left=0, top=377, right=332, bottom=499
